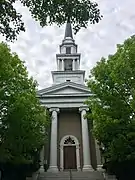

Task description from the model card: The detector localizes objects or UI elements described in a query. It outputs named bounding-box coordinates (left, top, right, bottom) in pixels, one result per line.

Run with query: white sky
left=1, top=0, right=135, bottom=90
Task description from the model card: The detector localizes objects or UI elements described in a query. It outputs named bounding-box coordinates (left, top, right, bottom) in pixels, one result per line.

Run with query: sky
left=2, top=0, right=135, bottom=90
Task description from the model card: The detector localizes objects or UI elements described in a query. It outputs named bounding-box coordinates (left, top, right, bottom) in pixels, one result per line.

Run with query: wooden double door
left=64, top=146, right=77, bottom=170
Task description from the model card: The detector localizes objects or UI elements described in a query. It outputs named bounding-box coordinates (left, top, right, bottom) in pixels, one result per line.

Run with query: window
left=64, top=136, right=75, bottom=144
left=66, top=47, right=71, bottom=54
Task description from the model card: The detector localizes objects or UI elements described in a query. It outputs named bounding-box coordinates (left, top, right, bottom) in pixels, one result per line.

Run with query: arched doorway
left=60, top=135, right=80, bottom=171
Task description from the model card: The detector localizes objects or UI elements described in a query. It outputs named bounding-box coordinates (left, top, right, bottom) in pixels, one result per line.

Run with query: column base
left=77, top=167, right=81, bottom=171
left=47, top=166, right=59, bottom=172
left=83, top=165, right=94, bottom=172
left=60, top=168, right=63, bottom=172
left=97, top=165, right=104, bottom=172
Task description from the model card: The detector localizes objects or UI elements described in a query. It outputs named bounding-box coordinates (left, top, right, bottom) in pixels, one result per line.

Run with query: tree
left=0, top=42, right=50, bottom=165
left=0, top=0, right=25, bottom=41
left=0, top=0, right=102, bottom=41
left=86, top=35, right=135, bottom=178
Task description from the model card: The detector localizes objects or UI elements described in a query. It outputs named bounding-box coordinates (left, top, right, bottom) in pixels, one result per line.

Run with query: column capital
left=79, top=106, right=89, bottom=112
left=49, top=108, right=60, bottom=113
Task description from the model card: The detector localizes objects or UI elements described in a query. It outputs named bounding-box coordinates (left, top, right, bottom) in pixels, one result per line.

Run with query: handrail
left=69, top=169, right=72, bottom=180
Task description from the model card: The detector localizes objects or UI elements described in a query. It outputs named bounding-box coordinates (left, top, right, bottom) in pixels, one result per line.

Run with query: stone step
left=71, top=171, right=104, bottom=180
left=39, top=172, right=69, bottom=180
left=38, top=171, right=104, bottom=180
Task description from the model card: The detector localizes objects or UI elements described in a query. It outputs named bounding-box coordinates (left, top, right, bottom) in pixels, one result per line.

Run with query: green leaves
left=0, top=0, right=101, bottom=41
left=86, top=35, right=135, bottom=163
left=0, top=0, right=25, bottom=41
left=0, top=42, right=50, bottom=164
left=20, top=0, right=102, bottom=34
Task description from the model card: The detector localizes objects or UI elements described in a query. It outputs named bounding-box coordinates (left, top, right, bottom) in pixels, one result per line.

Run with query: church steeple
left=51, top=22, right=85, bottom=85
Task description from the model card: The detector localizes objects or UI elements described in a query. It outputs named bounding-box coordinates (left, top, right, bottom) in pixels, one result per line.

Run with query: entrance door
left=64, top=146, right=77, bottom=170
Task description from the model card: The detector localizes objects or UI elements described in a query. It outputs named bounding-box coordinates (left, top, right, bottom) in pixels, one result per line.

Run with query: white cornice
left=60, top=43, right=77, bottom=47
left=39, top=93, right=90, bottom=98
left=51, top=70, right=85, bottom=75
left=39, top=97, right=89, bottom=108
left=37, top=81, right=90, bottom=96
left=56, top=53, right=81, bottom=57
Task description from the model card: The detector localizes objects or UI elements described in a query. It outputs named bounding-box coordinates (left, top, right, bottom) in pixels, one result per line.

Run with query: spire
left=64, top=21, right=73, bottom=39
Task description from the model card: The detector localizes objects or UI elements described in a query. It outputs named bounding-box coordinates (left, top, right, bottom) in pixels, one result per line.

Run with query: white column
left=95, top=140, right=104, bottom=171
left=72, top=59, right=75, bottom=70
left=77, top=59, right=80, bottom=70
left=79, top=107, right=93, bottom=171
left=48, top=108, right=59, bottom=172
left=62, top=59, right=64, bottom=71
left=57, top=59, right=60, bottom=71
left=39, top=146, right=45, bottom=172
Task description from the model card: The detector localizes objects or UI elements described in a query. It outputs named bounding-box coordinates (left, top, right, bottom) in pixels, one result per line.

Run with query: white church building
left=37, top=23, right=102, bottom=173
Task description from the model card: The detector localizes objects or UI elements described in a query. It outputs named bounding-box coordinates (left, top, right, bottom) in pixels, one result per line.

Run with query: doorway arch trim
left=60, top=135, right=80, bottom=171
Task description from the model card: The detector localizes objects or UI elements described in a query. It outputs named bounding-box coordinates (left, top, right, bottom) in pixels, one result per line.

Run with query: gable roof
left=37, top=81, right=91, bottom=97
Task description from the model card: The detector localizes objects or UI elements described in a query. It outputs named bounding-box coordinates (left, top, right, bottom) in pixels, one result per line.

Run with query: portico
left=46, top=106, right=93, bottom=172
left=37, top=22, right=103, bottom=172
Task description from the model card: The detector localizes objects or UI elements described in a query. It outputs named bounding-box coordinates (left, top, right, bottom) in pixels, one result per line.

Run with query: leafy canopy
left=0, top=0, right=25, bottom=41
left=0, top=0, right=102, bottom=41
left=0, top=42, right=50, bottom=164
left=86, top=35, right=135, bottom=163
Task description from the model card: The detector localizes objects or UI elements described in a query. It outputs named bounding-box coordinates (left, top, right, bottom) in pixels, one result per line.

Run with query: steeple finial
left=64, top=19, right=73, bottom=39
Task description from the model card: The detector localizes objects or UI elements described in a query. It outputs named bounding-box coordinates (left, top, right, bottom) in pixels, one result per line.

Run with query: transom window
left=64, top=136, right=75, bottom=144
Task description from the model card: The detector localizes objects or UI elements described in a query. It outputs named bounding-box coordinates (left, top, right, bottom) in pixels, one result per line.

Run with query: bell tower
left=52, top=22, right=85, bottom=85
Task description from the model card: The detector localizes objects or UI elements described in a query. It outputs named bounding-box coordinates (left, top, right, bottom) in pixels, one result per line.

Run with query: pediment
left=38, top=82, right=90, bottom=97
left=46, top=86, right=88, bottom=95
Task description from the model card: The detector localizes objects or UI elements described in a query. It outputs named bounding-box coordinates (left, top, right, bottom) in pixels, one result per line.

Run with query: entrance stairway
left=38, top=171, right=69, bottom=180
left=38, top=171, right=104, bottom=180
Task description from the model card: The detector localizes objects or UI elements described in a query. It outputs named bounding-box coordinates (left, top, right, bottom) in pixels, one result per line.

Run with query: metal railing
left=69, top=169, right=72, bottom=180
